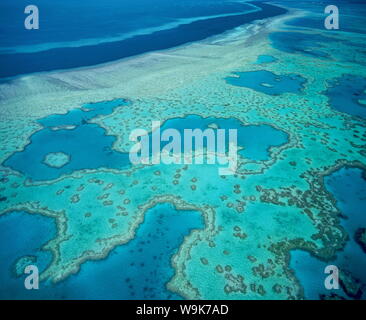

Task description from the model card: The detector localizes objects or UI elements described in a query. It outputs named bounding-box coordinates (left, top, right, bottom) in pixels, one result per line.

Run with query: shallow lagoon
left=54, top=203, right=204, bottom=300
left=255, top=55, right=277, bottom=64
left=155, top=115, right=289, bottom=161
left=4, top=105, right=289, bottom=181
left=4, top=99, right=131, bottom=181
left=269, top=32, right=336, bottom=59
left=0, top=211, right=56, bottom=299
left=325, top=74, right=366, bottom=119
left=38, top=98, right=128, bottom=127
left=291, top=167, right=366, bottom=300
left=226, top=70, right=306, bottom=95
left=0, top=203, right=203, bottom=300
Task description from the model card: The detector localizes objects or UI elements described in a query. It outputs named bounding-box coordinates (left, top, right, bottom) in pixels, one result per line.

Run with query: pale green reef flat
left=0, top=6, right=365, bottom=299
left=43, top=152, right=71, bottom=169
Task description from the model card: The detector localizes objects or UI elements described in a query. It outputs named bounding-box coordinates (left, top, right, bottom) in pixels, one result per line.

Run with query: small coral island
left=43, top=152, right=70, bottom=168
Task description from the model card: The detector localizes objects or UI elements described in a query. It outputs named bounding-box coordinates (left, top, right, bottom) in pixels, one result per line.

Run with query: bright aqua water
left=38, top=99, right=128, bottom=127
left=291, top=167, right=366, bottom=300
left=4, top=99, right=131, bottom=181
left=4, top=124, right=131, bottom=181
left=4, top=110, right=288, bottom=181
left=1, top=203, right=204, bottom=300
left=226, top=70, right=306, bottom=95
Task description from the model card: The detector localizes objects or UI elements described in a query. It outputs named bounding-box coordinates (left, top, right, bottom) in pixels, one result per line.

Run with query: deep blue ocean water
left=291, top=167, right=366, bottom=300
left=271, top=0, right=366, bottom=62
left=0, top=1, right=287, bottom=78
left=0, top=211, right=56, bottom=299
left=0, top=203, right=203, bottom=300
left=0, top=0, right=253, bottom=48
left=283, top=0, right=366, bottom=35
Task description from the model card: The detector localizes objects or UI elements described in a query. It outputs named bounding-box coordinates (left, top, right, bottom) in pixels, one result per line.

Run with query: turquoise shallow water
left=226, top=70, right=306, bottom=95
left=0, top=203, right=203, bottom=299
left=0, top=0, right=366, bottom=301
left=4, top=108, right=288, bottom=181
left=38, top=98, right=129, bottom=127
left=4, top=124, right=131, bottom=181
left=291, top=167, right=366, bottom=300
left=4, top=99, right=131, bottom=181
